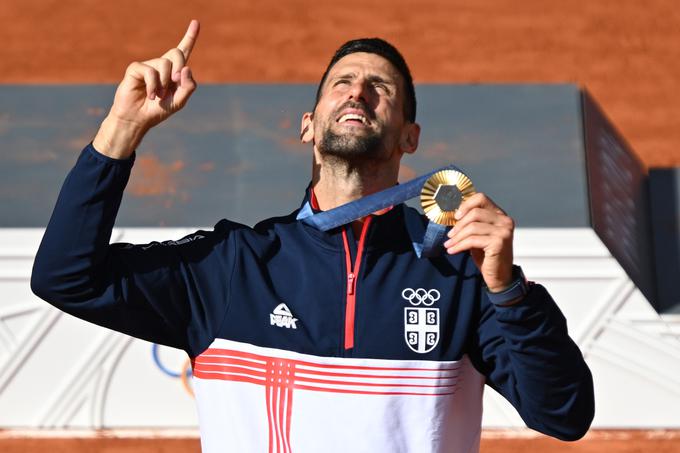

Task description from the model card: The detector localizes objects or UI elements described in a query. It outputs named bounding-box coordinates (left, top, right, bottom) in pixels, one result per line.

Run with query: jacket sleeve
left=469, top=271, right=595, bottom=441
left=30, top=143, right=239, bottom=357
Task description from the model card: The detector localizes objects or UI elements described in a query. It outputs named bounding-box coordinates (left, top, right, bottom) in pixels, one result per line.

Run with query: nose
left=347, top=78, right=371, bottom=103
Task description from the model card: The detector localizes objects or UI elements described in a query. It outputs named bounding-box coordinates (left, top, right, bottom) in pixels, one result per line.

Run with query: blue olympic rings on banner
left=152, top=343, right=192, bottom=379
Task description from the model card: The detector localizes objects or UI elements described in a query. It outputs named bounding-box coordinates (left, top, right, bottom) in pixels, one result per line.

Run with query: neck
left=311, top=154, right=399, bottom=211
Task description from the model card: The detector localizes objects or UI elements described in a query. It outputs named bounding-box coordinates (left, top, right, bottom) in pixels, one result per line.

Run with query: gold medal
left=420, top=169, right=476, bottom=225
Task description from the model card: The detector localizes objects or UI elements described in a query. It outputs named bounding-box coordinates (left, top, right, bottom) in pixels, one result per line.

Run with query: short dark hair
left=314, top=38, right=416, bottom=122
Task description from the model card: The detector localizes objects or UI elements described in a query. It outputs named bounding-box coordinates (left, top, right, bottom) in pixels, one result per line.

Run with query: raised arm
left=30, top=21, right=237, bottom=357
left=445, top=193, right=594, bottom=440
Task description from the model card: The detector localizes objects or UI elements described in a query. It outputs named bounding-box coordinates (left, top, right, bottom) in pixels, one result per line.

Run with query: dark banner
left=582, top=90, right=657, bottom=306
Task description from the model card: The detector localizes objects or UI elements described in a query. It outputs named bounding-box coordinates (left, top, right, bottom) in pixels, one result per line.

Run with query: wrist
left=487, top=280, right=512, bottom=294
left=485, top=265, right=530, bottom=306
left=485, top=266, right=514, bottom=293
left=92, top=115, right=147, bottom=160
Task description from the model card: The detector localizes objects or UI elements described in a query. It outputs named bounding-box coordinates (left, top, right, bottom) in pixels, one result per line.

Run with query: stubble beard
left=318, top=125, right=386, bottom=163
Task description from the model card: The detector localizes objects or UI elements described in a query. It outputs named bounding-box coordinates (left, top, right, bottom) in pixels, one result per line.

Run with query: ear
left=300, top=112, right=315, bottom=143
left=400, top=122, right=420, bottom=155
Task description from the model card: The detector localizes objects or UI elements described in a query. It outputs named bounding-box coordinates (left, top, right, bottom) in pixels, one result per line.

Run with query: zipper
left=341, top=217, right=373, bottom=350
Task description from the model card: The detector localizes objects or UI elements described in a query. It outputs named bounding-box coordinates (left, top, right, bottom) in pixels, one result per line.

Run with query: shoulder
left=252, top=210, right=301, bottom=233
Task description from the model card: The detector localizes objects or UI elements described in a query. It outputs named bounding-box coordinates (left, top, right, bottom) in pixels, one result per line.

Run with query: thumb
left=174, top=66, right=197, bottom=109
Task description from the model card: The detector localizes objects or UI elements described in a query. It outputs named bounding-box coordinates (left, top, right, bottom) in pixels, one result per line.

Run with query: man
left=32, top=20, right=594, bottom=452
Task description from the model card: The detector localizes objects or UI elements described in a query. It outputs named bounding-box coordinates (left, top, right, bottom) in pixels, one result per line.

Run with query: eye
left=333, top=79, right=350, bottom=87
left=374, top=83, right=390, bottom=94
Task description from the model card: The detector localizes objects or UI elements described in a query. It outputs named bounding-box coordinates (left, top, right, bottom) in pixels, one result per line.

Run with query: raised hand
left=443, top=192, right=515, bottom=292
left=93, top=20, right=200, bottom=159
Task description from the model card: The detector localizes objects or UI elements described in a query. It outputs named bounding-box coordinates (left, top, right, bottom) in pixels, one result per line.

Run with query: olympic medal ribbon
left=297, top=165, right=475, bottom=258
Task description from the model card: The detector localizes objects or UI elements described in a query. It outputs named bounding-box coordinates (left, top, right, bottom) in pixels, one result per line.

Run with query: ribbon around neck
left=296, top=165, right=464, bottom=258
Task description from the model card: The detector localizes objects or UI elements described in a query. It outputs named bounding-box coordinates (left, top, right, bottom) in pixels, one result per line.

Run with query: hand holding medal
left=437, top=173, right=515, bottom=293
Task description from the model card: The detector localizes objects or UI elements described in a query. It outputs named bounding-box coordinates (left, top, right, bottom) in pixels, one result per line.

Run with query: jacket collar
left=295, top=184, right=415, bottom=253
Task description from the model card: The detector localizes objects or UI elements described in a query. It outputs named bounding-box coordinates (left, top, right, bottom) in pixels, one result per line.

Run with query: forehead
left=325, top=52, right=403, bottom=83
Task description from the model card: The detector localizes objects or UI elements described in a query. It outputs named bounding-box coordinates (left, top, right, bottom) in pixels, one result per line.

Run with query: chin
left=319, top=128, right=386, bottom=160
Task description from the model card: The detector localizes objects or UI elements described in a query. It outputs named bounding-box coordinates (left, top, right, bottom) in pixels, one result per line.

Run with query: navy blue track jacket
left=31, top=143, right=594, bottom=452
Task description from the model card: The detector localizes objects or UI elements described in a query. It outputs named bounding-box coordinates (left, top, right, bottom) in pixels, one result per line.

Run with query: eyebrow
left=367, top=75, right=395, bottom=86
left=330, top=73, right=396, bottom=86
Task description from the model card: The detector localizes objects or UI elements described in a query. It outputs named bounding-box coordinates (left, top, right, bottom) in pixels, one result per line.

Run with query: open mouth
left=337, top=112, right=370, bottom=126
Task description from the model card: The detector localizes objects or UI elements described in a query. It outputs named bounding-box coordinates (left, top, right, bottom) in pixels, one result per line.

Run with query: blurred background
left=1, top=0, right=679, bottom=451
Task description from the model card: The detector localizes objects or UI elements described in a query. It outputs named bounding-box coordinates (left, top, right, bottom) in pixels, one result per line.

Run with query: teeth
left=339, top=113, right=367, bottom=124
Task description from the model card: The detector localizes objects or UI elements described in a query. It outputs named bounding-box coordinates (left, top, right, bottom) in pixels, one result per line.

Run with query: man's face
left=310, top=52, right=411, bottom=162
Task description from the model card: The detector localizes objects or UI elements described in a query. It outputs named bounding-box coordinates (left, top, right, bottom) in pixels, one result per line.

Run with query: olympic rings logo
left=152, top=344, right=194, bottom=398
left=401, top=288, right=441, bottom=306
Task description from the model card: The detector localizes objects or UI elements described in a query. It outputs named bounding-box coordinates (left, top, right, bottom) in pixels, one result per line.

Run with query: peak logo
left=270, top=303, right=298, bottom=329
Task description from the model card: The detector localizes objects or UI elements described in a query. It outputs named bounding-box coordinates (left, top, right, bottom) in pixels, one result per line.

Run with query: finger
left=173, top=66, right=197, bottom=108
left=142, top=58, right=173, bottom=96
left=177, top=19, right=200, bottom=61
left=454, top=192, right=504, bottom=221
left=161, top=48, right=186, bottom=82
left=445, top=235, right=492, bottom=256
left=142, top=66, right=162, bottom=100
left=444, top=222, right=498, bottom=248
left=158, top=59, right=172, bottom=93
left=447, top=207, right=500, bottom=238
left=127, top=62, right=161, bottom=100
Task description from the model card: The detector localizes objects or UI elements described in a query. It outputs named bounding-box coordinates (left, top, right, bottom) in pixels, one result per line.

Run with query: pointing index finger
left=177, top=19, right=200, bottom=61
